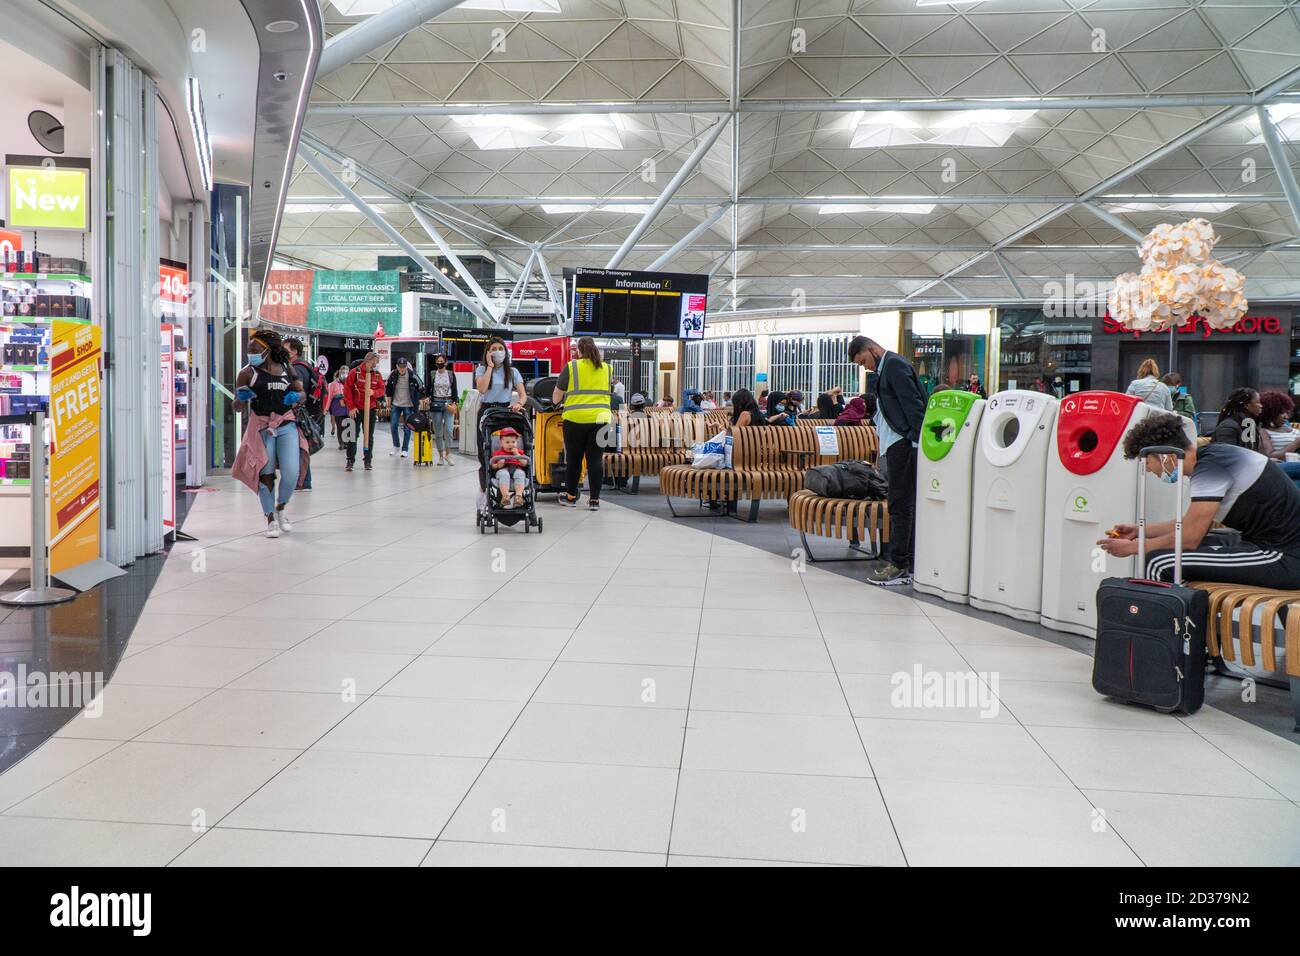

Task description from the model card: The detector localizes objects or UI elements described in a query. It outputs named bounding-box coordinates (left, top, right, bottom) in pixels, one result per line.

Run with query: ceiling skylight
left=848, top=109, right=1035, bottom=149
left=452, top=113, right=627, bottom=150
left=818, top=204, right=936, bottom=215
left=328, top=0, right=560, bottom=14
left=539, top=203, right=652, bottom=215
left=1247, top=103, right=1300, bottom=143
left=1106, top=201, right=1239, bottom=214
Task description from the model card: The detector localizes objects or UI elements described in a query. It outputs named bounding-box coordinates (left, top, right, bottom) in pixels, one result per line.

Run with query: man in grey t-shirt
left=385, top=357, right=422, bottom=458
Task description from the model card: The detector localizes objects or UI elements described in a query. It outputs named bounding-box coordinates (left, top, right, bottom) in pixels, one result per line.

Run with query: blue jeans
left=1278, top=460, right=1300, bottom=486
left=390, top=406, right=413, bottom=451
left=258, top=423, right=300, bottom=514
left=431, top=408, right=455, bottom=454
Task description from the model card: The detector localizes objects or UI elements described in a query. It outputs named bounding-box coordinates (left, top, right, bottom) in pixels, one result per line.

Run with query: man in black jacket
left=849, top=335, right=927, bottom=586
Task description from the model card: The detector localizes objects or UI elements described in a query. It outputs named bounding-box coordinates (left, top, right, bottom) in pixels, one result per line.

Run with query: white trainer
left=401, top=450, right=409, bottom=458
left=275, top=511, right=293, bottom=533
left=265, top=522, right=280, bottom=539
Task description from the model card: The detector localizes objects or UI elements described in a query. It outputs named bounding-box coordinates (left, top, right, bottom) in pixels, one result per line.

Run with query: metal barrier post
left=1, top=411, right=76, bottom=606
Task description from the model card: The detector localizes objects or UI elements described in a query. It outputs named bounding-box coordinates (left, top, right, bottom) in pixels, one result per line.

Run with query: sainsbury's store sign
left=1101, top=314, right=1285, bottom=338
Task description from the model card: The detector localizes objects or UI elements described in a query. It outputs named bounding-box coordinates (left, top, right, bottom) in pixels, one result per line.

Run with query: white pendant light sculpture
left=1107, top=218, right=1248, bottom=332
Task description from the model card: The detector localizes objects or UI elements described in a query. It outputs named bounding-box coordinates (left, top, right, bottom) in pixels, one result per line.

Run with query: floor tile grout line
left=416, top=502, right=641, bottom=865
left=662, top=507, right=708, bottom=867
left=799, top=560, right=912, bottom=867
left=931, top=617, right=1152, bottom=865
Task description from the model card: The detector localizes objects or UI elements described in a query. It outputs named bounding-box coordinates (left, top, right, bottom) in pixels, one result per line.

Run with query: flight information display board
left=566, top=267, right=708, bottom=340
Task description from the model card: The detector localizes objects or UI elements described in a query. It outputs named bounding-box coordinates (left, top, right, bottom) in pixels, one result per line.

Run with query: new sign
left=7, top=166, right=88, bottom=230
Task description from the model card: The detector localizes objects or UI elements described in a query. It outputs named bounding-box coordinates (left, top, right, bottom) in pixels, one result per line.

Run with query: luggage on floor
left=413, top=429, right=434, bottom=466
left=1092, top=444, right=1207, bottom=714
left=803, top=460, right=888, bottom=499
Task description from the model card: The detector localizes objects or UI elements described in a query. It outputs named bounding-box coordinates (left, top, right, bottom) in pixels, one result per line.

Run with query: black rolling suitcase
left=1092, top=444, right=1208, bottom=715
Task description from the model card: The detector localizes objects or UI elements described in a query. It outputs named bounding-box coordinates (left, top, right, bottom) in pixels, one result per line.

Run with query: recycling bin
left=968, top=389, right=1059, bottom=621
left=913, top=390, right=986, bottom=603
left=1039, top=391, right=1182, bottom=637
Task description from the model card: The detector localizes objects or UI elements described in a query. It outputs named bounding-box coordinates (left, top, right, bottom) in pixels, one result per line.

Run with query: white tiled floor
left=2, top=448, right=1298, bottom=867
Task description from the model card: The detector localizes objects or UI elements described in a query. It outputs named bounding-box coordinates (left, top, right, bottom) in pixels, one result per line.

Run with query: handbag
left=296, top=410, right=325, bottom=456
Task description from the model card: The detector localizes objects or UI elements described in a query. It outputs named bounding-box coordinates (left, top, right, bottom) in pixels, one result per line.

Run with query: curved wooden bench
left=661, top=424, right=880, bottom=523
left=602, top=411, right=721, bottom=491
left=788, top=488, right=890, bottom=562
left=1188, top=580, right=1300, bottom=730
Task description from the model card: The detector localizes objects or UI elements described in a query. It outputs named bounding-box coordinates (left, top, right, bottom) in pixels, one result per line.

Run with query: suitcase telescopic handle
left=1136, top=445, right=1186, bottom=586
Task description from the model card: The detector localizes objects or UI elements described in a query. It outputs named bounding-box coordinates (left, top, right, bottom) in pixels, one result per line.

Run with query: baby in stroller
left=489, top=427, right=530, bottom=508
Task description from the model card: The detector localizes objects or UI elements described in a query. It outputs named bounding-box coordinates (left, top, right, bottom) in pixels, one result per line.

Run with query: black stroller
left=476, top=405, right=542, bottom=534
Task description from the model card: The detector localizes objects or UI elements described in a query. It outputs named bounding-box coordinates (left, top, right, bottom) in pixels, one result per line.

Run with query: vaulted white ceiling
left=277, top=0, right=1300, bottom=313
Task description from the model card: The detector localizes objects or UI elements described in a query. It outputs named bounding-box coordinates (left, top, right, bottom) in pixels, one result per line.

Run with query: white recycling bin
left=913, top=390, right=986, bottom=603
left=968, top=389, right=1059, bottom=621
left=1040, top=391, right=1182, bottom=637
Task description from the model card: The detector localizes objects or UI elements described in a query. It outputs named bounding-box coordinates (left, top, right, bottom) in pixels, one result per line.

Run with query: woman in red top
left=343, top=352, right=385, bottom=471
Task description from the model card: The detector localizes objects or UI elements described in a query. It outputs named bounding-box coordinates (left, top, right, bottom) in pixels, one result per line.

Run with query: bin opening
left=1076, top=428, right=1099, bottom=454
left=995, top=416, right=1020, bottom=448
left=928, top=418, right=955, bottom=443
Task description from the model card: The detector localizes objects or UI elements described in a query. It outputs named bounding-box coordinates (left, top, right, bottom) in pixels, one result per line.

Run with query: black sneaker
left=868, top=564, right=912, bottom=587
left=558, top=494, right=578, bottom=508
left=588, top=499, right=600, bottom=512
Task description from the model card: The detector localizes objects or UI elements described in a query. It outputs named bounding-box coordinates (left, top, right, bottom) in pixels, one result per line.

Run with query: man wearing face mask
left=474, top=337, right=527, bottom=501
left=1098, top=412, right=1300, bottom=589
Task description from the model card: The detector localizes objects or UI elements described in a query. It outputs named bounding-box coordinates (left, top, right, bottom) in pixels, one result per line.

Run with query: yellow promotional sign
left=48, top=321, right=102, bottom=574
left=7, top=166, right=89, bottom=230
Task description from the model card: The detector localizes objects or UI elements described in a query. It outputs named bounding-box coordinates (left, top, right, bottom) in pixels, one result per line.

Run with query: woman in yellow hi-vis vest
left=552, top=336, right=612, bottom=511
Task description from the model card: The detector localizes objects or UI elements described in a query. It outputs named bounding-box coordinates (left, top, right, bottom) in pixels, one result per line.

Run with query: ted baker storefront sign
left=1101, top=314, right=1285, bottom=338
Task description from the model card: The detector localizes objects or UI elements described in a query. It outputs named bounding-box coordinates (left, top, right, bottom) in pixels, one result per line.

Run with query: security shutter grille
left=683, top=341, right=701, bottom=392
left=769, top=335, right=816, bottom=395
left=818, top=335, right=859, bottom=396
left=725, top=338, right=754, bottom=393
left=701, top=339, right=725, bottom=393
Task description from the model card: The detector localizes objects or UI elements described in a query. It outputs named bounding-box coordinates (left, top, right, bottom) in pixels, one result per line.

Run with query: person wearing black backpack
left=286, top=338, right=323, bottom=491
left=850, top=335, right=926, bottom=587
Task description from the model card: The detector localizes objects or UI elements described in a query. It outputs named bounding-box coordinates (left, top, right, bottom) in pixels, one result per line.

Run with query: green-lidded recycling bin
left=914, top=389, right=986, bottom=603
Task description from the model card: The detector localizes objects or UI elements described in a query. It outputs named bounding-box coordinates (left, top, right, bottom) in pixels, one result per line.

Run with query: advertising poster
left=307, top=270, right=401, bottom=333
left=260, top=269, right=312, bottom=326
left=260, top=270, right=402, bottom=335
left=48, top=321, right=102, bottom=574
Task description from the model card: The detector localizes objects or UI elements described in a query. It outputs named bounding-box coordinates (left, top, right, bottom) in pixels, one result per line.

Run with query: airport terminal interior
left=0, top=0, right=1299, bottom=869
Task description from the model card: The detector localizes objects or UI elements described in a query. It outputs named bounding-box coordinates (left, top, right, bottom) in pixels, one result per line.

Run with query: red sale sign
left=159, top=263, right=189, bottom=303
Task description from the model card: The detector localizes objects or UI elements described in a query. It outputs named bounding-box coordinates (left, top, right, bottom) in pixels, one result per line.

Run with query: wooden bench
left=1188, top=581, right=1300, bottom=731
left=601, top=411, right=729, bottom=492
left=659, top=424, right=880, bottom=522
left=788, top=489, right=891, bottom=562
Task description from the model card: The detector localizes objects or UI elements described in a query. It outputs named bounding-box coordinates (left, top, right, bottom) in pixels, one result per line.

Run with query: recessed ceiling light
left=265, top=20, right=299, bottom=33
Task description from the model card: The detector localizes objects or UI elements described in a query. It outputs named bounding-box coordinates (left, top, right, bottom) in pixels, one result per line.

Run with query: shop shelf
left=0, top=273, right=91, bottom=283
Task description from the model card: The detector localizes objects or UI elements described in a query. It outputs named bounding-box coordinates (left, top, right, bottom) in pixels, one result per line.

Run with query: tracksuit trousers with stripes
left=1146, top=541, right=1300, bottom=590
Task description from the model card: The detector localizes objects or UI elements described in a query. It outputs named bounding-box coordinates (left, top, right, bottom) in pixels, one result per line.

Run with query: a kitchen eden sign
left=1101, top=314, right=1286, bottom=338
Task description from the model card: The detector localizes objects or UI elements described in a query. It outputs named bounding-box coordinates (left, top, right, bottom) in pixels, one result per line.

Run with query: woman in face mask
left=474, top=337, right=527, bottom=498
left=231, top=329, right=306, bottom=538
left=428, top=352, right=458, bottom=465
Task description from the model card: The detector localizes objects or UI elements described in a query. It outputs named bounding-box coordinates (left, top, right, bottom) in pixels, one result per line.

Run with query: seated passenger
left=489, top=427, right=530, bottom=508
left=765, top=390, right=792, bottom=425
left=800, top=392, right=839, bottom=420
left=1259, top=390, right=1300, bottom=486
left=1211, top=388, right=1264, bottom=451
left=730, top=388, right=768, bottom=427
left=678, top=390, right=704, bottom=414
left=1098, top=412, right=1300, bottom=589
left=835, top=394, right=872, bottom=426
